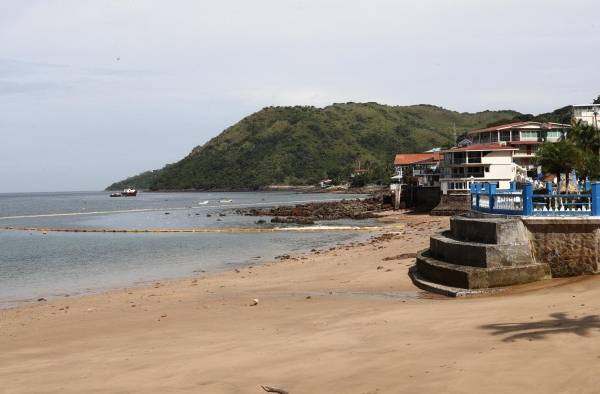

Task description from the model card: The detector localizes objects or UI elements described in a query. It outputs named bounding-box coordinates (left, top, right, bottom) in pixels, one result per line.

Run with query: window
left=521, top=131, right=539, bottom=140
left=546, top=130, right=562, bottom=139
left=500, top=131, right=511, bottom=141
left=491, top=132, right=498, bottom=142
left=512, top=130, right=520, bottom=141
left=453, top=152, right=466, bottom=164
left=467, top=152, right=481, bottom=163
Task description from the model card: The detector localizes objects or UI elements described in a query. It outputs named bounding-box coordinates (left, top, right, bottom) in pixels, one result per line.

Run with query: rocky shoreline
left=236, top=195, right=392, bottom=224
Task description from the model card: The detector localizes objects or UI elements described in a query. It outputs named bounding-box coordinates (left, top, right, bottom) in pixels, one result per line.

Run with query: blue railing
left=470, top=182, right=600, bottom=217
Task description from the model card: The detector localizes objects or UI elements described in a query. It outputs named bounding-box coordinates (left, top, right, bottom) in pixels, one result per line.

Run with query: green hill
left=107, top=103, right=521, bottom=191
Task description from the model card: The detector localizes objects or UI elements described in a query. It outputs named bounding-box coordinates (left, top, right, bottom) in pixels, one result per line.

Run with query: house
left=393, top=151, right=441, bottom=187
left=573, top=104, right=600, bottom=128
left=439, top=143, right=519, bottom=194
left=319, top=179, right=333, bottom=188
left=465, top=121, right=570, bottom=173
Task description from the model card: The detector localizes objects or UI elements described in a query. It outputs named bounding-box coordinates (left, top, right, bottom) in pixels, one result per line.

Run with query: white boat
left=110, top=188, right=137, bottom=197
left=219, top=199, right=233, bottom=203
left=198, top=200, right=209, bottom=205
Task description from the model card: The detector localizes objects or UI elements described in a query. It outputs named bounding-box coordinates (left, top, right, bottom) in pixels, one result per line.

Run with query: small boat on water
left=110, top=188, right=138, bottom=197
left=198, top=200, right=209, bottom=205
left=219, top=199, right=233, bottom=203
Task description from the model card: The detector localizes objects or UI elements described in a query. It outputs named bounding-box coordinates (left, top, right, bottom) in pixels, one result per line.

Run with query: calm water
left=0, top=191, right=372, bottom=307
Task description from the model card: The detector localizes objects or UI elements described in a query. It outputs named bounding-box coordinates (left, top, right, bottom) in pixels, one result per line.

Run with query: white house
left=573, top=104, right=600, bottom=128
left=439, top=143, right=519, bottom=194
left=465, top=121, right=570, bottom=173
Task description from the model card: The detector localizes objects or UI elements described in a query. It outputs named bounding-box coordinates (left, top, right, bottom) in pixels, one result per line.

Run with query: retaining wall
left=522, top=217, right=600, bottom=277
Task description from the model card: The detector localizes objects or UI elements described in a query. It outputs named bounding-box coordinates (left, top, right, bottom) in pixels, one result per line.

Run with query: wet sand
left=3, top=212, right=600, bottom=393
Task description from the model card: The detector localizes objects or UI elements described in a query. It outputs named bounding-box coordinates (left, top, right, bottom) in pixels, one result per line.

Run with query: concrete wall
left=401, top=185, right=441, bottom=210
left=522, top=218, right=600, bottom=277
left=461, top=213, right=600, bottom=277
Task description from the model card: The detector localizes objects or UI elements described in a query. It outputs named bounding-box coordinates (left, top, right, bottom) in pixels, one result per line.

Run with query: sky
left=1, top=0, right=599, bottom=193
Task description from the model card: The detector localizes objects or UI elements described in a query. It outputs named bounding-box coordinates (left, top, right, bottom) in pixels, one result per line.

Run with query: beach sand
left=2, top=212, right=600, bottom=393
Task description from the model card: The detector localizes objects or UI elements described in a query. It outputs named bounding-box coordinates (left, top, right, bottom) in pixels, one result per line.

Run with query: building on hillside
left=465, top=121, right=570, bottom=173
left=573, top=104, right=600, bottom=128
left=393, top=151, right=441, bottom=187
left=439, top=143, right=520, bottom=194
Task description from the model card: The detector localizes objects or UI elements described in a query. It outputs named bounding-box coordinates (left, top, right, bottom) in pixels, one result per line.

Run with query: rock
left=250, top=299, right=259, bottom=306
left=37, top=297, right=47, bottom=302
left=164, top=212, right=170, bottom=215
left=256, top=219, right=266, bottom=224
left=377, top=265, right=384, bottom=270
left=206, top=214, right=212, bottom=217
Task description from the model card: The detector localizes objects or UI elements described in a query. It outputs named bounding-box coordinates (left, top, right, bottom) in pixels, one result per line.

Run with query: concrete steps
left=429, top=232, right=532, bottom=268
left=416, top=250, right=550, bottom=289
left=414, top=215, right=551, bottom=292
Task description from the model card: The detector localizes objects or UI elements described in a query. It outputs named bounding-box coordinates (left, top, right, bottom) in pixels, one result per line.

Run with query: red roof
left=442, top=143, right=517, bottom=153
left=393, top=152, right=440, bottom=166
left=467, top=121, right=570, bottom=135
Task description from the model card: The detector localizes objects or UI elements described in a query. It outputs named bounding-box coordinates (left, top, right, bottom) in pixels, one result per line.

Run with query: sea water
left=0, top=191, right=373, bottom=307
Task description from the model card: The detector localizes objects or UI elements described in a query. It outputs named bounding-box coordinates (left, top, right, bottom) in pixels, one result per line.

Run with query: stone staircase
left=413, top=215, right=551, bottom=291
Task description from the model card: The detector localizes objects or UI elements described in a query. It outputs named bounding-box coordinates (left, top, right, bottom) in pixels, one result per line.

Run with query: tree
left=568, top=121, right=600, bottom=180
left=594, top=95, right=600, bottom=105
left=535, top=140, right=580, bottom=192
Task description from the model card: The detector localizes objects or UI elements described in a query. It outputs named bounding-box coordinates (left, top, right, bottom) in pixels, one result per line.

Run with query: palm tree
left=535, top=139, right=580, bottom=192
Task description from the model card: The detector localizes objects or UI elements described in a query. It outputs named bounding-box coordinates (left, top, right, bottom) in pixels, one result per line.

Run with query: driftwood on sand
left=261, top=385, right=289, bottom=394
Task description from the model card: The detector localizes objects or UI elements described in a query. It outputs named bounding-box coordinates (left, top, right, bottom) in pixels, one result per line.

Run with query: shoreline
left=5, top=211, right=600, bottom=393
left=0, top=214, right=401, bottom=309
left=0, top=196, right=395, bottom=310
left=0, top=210, right=423, bottom=311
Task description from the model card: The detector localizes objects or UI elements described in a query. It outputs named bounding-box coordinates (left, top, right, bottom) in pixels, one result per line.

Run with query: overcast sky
left=1, top=0, right=599, bottom=192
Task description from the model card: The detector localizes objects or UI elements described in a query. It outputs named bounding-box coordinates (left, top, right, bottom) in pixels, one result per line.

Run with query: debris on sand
left=382, top=253, right=417, bottom=261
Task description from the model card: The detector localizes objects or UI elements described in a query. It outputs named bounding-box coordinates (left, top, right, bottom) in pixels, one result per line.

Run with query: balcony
left=413, top=169, right=437, bottom=176
left=513, top=151, right=535, bottom=157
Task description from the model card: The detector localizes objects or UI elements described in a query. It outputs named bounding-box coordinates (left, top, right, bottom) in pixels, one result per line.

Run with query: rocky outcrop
left=236, top=196, right=391, bottom=221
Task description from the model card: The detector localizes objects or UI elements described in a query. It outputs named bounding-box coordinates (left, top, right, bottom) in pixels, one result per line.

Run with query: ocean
left=0, top=191, right=374, bottom=307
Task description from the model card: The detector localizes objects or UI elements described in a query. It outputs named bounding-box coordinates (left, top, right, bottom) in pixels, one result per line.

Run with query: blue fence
left=470, top=182, right=600, bottom=217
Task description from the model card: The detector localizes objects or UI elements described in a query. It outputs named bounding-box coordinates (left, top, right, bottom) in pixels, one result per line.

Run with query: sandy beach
left=3, top=211, right=600, bottom=393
